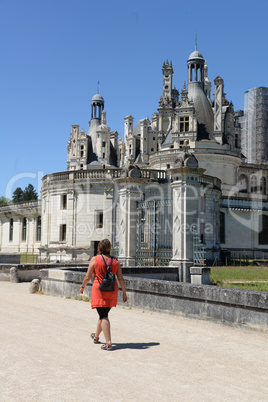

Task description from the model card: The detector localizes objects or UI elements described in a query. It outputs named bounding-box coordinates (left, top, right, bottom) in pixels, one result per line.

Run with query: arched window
left=22, top=217, right=27, bottom=241
left=9, top=218, right=13, bottom=242
left=250, top=175, right=257, bottom=192
left=36, top=216, right=41, bottom=241
left=260, top=177, right=267, bottom=195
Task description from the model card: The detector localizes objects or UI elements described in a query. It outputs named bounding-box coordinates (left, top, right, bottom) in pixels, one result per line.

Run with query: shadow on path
left=112, top=342, right=160, bottom=351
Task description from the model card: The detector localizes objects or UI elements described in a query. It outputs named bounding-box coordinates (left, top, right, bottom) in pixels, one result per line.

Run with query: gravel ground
left=0, top=282, right=268, bottom=401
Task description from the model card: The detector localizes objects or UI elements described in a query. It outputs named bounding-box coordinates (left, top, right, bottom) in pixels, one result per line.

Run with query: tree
left=12, top=187, right=24, bottom=203
left=0, top=196, right=10, bottom=206
left=22, top=184, right=38, bottom=201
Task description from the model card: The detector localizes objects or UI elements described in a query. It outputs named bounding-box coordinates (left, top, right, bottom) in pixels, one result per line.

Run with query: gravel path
left=1, top=282, right=268, bottom=401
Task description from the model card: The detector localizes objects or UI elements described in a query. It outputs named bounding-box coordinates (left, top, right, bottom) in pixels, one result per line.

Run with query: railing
left=42, top=168, right=168, bottom=186
left=221, top=197, right=268, bottom=211
left=0, top=200, right=41, bottom=213
left=199, top=176, right=221, bottom=190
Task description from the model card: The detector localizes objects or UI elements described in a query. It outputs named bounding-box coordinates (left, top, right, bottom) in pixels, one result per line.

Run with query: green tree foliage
left=12, top=184, right=38, bottom=203
left=22, top=184, right=38, bottom=201
left=0, top=196, right=10, bottom=205
left=12, top=187, right=24, bottom=203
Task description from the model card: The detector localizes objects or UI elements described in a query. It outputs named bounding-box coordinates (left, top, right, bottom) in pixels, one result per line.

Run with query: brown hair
left=97, top=239, right=111, bottom=255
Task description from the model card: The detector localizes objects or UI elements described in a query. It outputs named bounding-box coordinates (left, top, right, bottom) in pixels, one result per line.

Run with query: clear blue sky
left=1, top=0, right=268, bottom=199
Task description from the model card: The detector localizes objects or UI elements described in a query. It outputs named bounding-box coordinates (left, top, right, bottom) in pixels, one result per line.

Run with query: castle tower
left=213, top=76, right=224, bottom=144
left=91, top=93, right=104, bottom=121
left=204, top=61, right=211, bottom=100
left=158, top=60, right=174, bottom=137
left=187, top=46, right=214, bottom=140
left=162, top=60, right=173, bottom=103
left=187, top=45, right=205, bottom=93
left=95, top=109, right=111, bottom=165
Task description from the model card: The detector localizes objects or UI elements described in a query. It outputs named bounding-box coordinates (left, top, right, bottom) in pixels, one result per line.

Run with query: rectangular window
left=60, top=224, right=66, bottom=241
left=200, top=222, right=205, bottom=243
left=62, top=194, right=67, bottom=209
left=96, top=211, right=103, bottom=229
left=259, top=215, right=268, bottom=245
left=103, top=153, right=105, bottom=158
left=36, top=216, right=41, bottom=241
left=102, top=141, right=106, bottom=147
left=220, top=212, right=225, bottom=243
left=9, top=218, right=13, bottom=242
left=22, top=217, right=27, bottom=241
left=200, top=196, right=205, bottom=213
left=180, top=116, right=190, bottom=132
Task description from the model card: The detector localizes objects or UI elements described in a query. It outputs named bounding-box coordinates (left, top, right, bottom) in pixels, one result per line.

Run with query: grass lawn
left=209, top=266, right=268, bottom=291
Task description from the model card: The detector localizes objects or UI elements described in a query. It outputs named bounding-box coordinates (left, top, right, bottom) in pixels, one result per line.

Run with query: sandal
left=101, top=343, right=113, bottom=351
left=90, top=333, right=100, bottom=344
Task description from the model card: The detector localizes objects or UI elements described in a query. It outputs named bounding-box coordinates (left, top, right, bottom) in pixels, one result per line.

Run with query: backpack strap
left=101, top=254, right=114, bottom=272
left=96, top=255, right=113, bottom=285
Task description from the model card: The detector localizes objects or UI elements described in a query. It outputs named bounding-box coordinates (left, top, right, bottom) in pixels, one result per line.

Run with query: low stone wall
left=0, top=255, right=21, bottom=264
left=40, top=268, right=268, bottom=332
left=0, top=264, right=178, bottom=282
left=0, top=263, right=88, bottom=282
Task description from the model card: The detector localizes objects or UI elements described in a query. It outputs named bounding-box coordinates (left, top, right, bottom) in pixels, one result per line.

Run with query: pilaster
left=170, top=167, right=204, bottom=282
left=116, top=179, right=144, bottom=266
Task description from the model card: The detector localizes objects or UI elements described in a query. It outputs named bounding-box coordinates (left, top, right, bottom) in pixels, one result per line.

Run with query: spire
left=195, top=32, right=197, bottom=50
left=97, top=81, right=100, bottom=94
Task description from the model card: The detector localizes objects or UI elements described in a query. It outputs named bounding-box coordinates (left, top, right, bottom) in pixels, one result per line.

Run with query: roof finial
left=97, top=81, right=100, bottom=94
left=195, top=32, right=197, bottom=50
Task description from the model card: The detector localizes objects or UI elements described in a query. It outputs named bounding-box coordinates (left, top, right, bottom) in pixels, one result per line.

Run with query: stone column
left=116, top=179, right=143, bottom=267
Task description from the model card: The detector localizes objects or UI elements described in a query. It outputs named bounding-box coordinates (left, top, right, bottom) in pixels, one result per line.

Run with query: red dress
left=91, top=255, right=119, bottom=308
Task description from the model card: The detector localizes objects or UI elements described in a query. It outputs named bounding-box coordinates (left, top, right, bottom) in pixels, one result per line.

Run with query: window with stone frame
left=36, top=216, right=41, bottom=241
left=180, top=116, right=189, bottom=132
left=260, top=177, right=267, bottom=195
left=22, top=217, right=27, bottom=241
left=9, top=218, right=13, bottom=242
left=96, top=211, right=103, bottom=229
left=220, top=212, right=225, bottom=244
left=259, top=215, right=268, bottom=245
left=200, top=222, right=205, bottom=243
left=62, top=194, right=67, bottom=209
left=59, top=224, right=66, bottom=241
left=250, top=175, right=257, bottom=193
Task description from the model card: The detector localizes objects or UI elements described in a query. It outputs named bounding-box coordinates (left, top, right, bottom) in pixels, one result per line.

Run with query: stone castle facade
left=1, top=46, right=268, bottom=281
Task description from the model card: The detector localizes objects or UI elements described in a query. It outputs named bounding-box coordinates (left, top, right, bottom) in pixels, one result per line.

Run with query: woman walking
left=80, top=239, right=127, bottom=350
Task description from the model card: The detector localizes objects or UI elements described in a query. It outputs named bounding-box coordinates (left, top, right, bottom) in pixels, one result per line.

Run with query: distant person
left=80, top=239, right=127, bottom=350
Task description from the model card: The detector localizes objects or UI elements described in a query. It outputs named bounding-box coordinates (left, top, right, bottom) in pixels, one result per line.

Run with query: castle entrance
left=136, top=199, right=173, bottom=266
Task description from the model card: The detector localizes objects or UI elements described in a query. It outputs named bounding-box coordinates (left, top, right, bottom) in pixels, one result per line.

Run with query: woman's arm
left=116, top=261, right=127, bottom=302
left=80, top=257, right=95, bottom=294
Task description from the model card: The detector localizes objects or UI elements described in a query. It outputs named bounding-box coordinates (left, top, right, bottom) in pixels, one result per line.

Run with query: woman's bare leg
left=95, top=319, right=102, bottom=338
left=101, top=318, right=111, bottom=344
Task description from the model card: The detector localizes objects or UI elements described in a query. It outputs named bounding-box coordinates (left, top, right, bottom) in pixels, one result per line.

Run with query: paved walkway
left=0, top=282, right=268, bottom=401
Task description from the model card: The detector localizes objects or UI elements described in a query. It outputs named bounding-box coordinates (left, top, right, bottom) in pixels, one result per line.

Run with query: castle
left=1, top=46, right=268, bottom=281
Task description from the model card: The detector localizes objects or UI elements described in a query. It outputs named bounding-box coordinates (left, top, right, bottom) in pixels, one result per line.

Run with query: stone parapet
left=40, top=268, right=268, bottom=332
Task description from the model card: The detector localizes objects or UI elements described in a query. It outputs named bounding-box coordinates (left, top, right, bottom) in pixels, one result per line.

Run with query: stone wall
left=40, top=268, right=268, bottom=332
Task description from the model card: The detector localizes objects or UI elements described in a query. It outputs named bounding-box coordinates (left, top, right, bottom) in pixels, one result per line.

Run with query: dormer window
left=180, top=117, right=189, bottom=132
